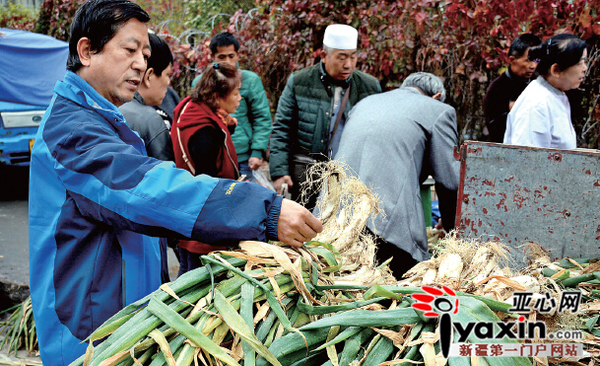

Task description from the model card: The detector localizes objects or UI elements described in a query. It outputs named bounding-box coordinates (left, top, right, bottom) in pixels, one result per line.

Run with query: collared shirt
left=504, top=77, right=576, bottom=149
left=328, top=86, right=345, bottom=157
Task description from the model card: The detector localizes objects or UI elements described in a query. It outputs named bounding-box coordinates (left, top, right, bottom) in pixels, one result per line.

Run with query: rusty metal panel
left=455, top=141, right=600, bottom=267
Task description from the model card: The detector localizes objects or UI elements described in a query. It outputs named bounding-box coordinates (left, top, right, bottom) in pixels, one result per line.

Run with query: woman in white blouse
left=504, top=34, right=588, bottom=149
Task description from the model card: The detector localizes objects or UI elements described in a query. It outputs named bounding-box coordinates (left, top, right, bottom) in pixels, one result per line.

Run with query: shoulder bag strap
left=327, top=85, right=351, bottom=153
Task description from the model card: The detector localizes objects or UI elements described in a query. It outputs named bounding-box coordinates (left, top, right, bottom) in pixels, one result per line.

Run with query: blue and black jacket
left=28, top=71, right=282, bottom=366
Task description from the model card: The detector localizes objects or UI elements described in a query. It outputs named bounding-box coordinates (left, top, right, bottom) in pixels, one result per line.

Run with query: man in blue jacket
left=28, top=1, right=322, bottom=365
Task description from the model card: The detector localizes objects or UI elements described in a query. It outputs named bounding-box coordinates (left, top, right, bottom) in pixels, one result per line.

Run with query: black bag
left=290, top=154, right=322, bottom=210
left=291, top=154, right=318, bottom=186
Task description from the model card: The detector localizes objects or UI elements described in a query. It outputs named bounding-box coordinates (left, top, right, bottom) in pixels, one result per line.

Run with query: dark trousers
left=158, top=237, right=170, bottom=283
left=290, top=154, right=325, bottom=212
left=365, top=227, right=419, bottom=279
left=238, top=160, right=254, bottom=182
left=177, top=247, right=203, bottom=277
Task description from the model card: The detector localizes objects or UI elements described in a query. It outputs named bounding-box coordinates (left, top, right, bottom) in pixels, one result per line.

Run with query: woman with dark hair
left=171, top=62, right=242, bottom=274
left=504, top=34, right=588, bottom=149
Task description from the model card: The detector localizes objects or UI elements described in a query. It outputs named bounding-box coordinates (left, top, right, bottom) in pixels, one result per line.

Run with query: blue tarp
left=0, top=28, right=68, bottom=107
left=432, top=200, right=441, bottom=226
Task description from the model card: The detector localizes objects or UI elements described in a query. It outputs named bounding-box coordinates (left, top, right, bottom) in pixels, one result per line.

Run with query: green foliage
left=0, top=2, right=37, bottom=30
left=138, top=0, right=186, bottom=34
left=33, top=0, right=85, bottom=41
left=184, top=0, right=254, bottom=31
left=31, top=0, right=185, bottom=42
left=219, top=0, right=600, bottom=146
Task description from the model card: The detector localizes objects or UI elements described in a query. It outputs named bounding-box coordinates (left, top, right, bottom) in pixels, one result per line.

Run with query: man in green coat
left=192, top=32, right=272, bottom=182
left=270, top=24, right=381, bottom=206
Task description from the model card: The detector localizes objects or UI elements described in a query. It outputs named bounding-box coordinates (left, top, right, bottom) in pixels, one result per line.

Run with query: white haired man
left=334, top=72, right=460, bottom=278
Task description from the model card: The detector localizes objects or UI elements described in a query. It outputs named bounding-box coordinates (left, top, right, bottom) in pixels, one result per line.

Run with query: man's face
left=144, top=63, right=172, bottom=106
left=212, top=45, right=239, bottom=68
left=510, top=48, right=538, bottom=79
left=322, top=48, right=357, bottom=81
left=80, top=18, right=150, bottom=107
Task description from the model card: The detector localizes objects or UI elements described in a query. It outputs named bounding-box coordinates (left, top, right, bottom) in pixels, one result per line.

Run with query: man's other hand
left=277, top=199, right=323, bottom=248
left=273, top=175, right=293, bottom=195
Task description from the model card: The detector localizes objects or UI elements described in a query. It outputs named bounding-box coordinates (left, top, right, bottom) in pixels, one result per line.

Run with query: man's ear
left=508, top=55, right=516, bottom=64
left=320, top=49, right=328, bottom=61
left=432, top=92, right=442, bottom=100
left=77, top=37, right=93, bottom=67
left=142, top=68, right=155, bottom=88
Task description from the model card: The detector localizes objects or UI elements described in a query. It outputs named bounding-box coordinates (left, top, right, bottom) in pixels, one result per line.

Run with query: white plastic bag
left=252, top=169, right=275, bottom=191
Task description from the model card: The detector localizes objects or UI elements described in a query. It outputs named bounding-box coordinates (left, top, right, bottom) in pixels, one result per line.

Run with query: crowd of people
left=484, top=33, right=588, bottom=147
left=26, top=0, right=590, bottom=364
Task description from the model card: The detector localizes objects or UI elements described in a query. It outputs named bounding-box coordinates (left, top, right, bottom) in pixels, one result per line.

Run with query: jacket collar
left=133, top=92, right=147, bottom=106
left=56, top=71, right=145, bottom=152
left=504, top=67, right=531, bottom=86
left=57, top=71, right=126, bottom=125
left=402, top=87, right=422, bottom=96
left=537, top=76, right=565, bottom=97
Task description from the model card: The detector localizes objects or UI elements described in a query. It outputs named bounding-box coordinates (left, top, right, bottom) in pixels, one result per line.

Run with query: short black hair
left=209, top=32, right=240, bottom=55
left=67, top=0, right=150, bottom=72
left=148, top=33, right=173, bottom=76
left=508, top=33, right=542, bottom=58
left=528, top=33, right=588, bottom=76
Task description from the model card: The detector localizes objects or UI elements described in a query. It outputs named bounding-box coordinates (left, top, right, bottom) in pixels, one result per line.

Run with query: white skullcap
left=323, top=24, right=358, bottom=50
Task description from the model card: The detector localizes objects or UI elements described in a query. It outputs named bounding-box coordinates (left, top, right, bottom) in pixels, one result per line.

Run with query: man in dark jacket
left=120, top=32, right=175, bottom=162
left=28, top=1, right=322, bottom=364
left=120, top=32, right=178, bottom=280
left=483, top=33, right=541, bottom=142
left=269, top=24, right=381, bottom=206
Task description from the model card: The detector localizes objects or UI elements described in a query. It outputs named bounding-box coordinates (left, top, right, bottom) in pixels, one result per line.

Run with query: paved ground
left=0, top=344, right=42, bottom=365
left=0, top=165, right=30, bottom=310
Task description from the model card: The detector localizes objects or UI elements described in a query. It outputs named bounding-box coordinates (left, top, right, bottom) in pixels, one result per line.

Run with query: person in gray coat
left=334, top=72, right=460, bottom=277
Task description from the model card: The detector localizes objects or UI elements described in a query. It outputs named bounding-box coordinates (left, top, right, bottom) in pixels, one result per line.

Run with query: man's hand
left=277, top=199, right=323, bottom=248
left=248, top=157, right=263, bottom=171
left=273, top=175, right=293, bottom=195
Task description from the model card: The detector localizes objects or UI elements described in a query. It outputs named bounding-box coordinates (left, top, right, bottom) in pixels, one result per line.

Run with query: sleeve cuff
left=266, top=195, right=283, bottom=241
left=250, top=150, right=264, bottom=159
